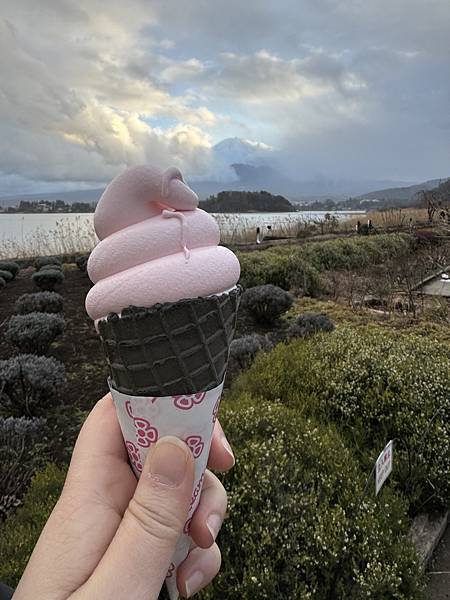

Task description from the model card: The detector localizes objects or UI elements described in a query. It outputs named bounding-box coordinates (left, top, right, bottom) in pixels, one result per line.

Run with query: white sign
left=375, top=440, right=394, bottom=495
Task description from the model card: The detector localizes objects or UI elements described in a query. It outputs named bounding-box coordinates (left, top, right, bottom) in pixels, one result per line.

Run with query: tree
left=418, top=179, right=450, bottom=224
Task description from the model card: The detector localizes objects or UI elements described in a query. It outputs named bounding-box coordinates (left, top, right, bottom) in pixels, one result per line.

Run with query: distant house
left=414, top=267, right=450, bottom=297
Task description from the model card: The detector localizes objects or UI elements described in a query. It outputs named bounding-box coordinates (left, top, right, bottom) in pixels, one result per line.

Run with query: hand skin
left=14, top=393, right=235, bottom=600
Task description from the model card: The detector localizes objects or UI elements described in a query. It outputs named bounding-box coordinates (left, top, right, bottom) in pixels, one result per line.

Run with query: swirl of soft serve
left=85, top=165, right=241, bottom=321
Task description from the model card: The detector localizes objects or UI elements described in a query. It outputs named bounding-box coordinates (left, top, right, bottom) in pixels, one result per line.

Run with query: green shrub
left=32, top=269, right=64, bottom=291
left=15, top=292, right=64, bottom=315
left=0, top=261, right=20, bottom=278
left=231, top=327, right=450, bottom=513
left=0, top=269, right=13, bottom=283
left=238, top=250, right=321, bottom=294
left=200, top=399, right=423, bottom=599
left=298, top=234, right=412, bottom=272
left=238, top=234, right=412, bottom=295
left=6, top=312, right=65, bottom=355
left=0, top=464, right=66, bottom=587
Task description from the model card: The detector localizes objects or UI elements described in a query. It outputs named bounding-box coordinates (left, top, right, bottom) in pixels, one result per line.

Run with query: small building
left=414, top=267, right=450, bottom=297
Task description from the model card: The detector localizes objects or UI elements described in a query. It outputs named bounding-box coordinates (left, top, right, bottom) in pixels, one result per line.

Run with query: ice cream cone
left=86, top=164, right=241, bottom=598
left=97, top=287, right=241, bottom=396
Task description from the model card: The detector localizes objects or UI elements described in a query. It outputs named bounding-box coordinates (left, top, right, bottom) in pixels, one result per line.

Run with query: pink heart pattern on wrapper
left=125, top=440, right=143, bottom=473
left=173, top=392, right=206, bottom=410
left=185, top=435, right=204, bottom=458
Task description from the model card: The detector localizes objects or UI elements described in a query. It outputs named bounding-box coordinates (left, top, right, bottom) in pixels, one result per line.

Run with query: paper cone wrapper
left=110, top=379, right=224, bottom=600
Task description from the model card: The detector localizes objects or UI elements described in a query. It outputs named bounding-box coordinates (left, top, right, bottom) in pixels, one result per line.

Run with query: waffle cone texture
left=97, top=286, right=241, bottom=396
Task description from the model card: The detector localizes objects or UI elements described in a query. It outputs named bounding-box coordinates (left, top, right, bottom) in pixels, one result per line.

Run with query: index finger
left=207, top=419, right=235, bottom=472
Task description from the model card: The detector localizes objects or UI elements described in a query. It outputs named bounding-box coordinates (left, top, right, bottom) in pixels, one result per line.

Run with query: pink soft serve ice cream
left=86, top=165, right=240, bottom=321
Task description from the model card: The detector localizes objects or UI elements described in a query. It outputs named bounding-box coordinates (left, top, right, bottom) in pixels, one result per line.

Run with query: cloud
left=0, top=0, right=449, bottom=193
left=207, top=50, right=366, bottom=103
left=0, top=1, right=216, bottom=188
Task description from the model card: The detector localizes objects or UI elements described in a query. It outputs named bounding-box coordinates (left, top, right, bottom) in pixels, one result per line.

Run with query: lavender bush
left=287, top=313, right=335, bottom=338
left=0, top=355, right=67, bottom=417
left=32, top=269, right=64, bottom=291
left=0, top=261, right=20, bottom=278
left=241, top=284, right=293, bottom=324
left=6, top=313, right=65, bottom=355
left=229, top=334, right=273, bottom=372
left=0, top=269, right=13, bottom=283
left=34, top=256, right=61, bottom=270
left=15, top=292, right=63, bottom=315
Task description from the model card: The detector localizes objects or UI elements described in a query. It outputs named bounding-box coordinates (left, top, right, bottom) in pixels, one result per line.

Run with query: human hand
left=14, top=393, right=235, bottom=599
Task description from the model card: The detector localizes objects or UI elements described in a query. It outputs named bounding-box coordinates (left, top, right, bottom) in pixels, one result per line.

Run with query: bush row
left=238, top=233, right=413, bottom=291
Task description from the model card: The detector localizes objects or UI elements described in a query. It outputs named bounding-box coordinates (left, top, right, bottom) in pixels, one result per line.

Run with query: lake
left=0, top=210, right=364, bottom=258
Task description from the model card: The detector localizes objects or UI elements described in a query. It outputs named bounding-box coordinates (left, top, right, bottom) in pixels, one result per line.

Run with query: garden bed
left=0, top=236, right=449, bottom=598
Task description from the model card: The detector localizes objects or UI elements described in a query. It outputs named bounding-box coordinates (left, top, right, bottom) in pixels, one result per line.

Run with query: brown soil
left=0, top=265, right=267, bottom=414
left=0, top=265, right=108, bottom=413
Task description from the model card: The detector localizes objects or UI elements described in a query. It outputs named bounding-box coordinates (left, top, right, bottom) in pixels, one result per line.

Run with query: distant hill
left=357, top=178, right=449, bottom=202
left=200, top=190, right=294, bottom=213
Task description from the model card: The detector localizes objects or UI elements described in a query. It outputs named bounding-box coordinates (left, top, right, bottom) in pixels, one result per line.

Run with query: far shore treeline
left=2, top=199, right=95, bottom=214
left=1, top=180, right=446, bottom=214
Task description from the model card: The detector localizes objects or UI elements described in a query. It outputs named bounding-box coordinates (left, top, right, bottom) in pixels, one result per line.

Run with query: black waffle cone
left=97, top=286, right=241, bottom=396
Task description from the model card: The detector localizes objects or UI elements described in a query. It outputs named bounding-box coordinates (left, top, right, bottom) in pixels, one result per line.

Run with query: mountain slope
left=357, top=178, right=449, bottom=201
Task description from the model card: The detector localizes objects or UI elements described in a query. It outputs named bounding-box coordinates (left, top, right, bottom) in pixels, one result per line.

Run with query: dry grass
left=0, top=212, right=360, bottom=257
left=289, top=295, right=450, bottom=343
left=344, top=207, right=429, bottom=230
left=0, top=216, right=97, bottom=259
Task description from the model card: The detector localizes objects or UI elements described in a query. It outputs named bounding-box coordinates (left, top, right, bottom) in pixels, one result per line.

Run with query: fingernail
left=221, top=434, right=235, bottom=465
left=185, top=570, right=203, bottom=597
left=206, top=513, right=222, bottom=541
left=149, top=437, right=188, bottom=487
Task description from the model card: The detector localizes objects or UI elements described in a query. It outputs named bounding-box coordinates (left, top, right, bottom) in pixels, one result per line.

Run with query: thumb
left=80, top=436, right=195, bottom=600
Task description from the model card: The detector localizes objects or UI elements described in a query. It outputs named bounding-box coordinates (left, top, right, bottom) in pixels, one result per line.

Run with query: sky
left=0, top=0, right=449, bottom=195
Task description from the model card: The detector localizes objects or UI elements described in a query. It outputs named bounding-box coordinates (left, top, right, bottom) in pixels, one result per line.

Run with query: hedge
left=199, top=399, right=423, bottom=599
left=238, top=233, right=413, bottom=292
left=0, top=408, right=423, bottom=599
left=230, top=326, right=450, bottom=513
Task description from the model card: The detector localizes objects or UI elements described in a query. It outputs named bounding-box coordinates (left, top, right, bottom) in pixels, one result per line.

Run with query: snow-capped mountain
left=212, top=137, right=274, bottom=168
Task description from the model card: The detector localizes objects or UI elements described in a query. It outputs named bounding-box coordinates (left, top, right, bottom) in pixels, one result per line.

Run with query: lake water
left=0, top=210, right=364, bottom=258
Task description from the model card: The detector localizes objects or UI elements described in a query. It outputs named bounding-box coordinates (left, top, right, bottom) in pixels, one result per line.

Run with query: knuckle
left=125, top=495, right=184, bottom=545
